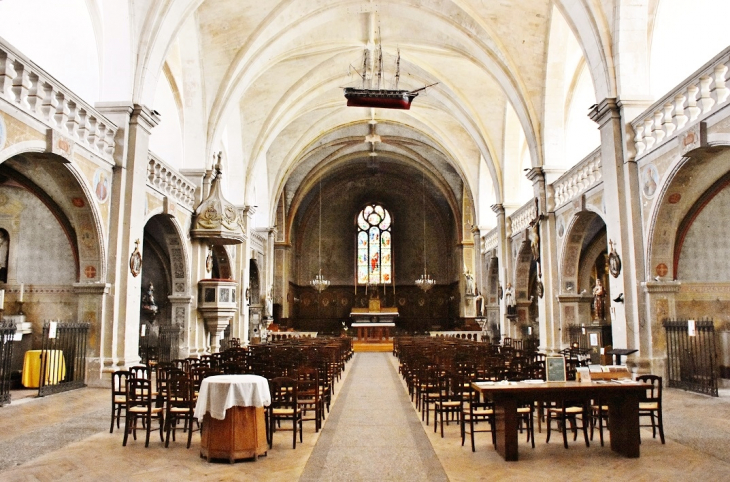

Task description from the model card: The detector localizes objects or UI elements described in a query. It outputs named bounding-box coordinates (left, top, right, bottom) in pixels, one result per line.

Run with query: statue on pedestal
left=264, top=288, right=273, bottom=319
left=474, top=289, right=484, bottom=317
left=464, top=270, right=475, bottom=296
left=504, top=282, right=516, bottom=316
left=592, top=278, right=605, bottom=321
left=141, top=282, right=158, bottom=319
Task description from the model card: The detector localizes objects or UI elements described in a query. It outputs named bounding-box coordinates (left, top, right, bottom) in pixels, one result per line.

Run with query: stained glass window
left=356, top=204, right=392, bottom=285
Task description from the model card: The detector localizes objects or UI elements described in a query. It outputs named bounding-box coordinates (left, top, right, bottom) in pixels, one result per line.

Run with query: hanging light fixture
left=310, top=178, right=330, bottom=293
left=415, top=172, right=435, bottom=292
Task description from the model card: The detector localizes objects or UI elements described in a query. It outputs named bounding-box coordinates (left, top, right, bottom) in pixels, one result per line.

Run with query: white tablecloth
left=194, top=374, right=271, bottom=421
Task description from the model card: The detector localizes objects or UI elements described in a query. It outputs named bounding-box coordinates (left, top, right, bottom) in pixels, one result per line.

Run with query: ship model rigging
left=343, top=44, right=436, bottom=110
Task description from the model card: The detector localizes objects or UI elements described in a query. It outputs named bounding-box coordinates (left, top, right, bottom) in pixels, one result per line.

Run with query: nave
left=1, top=353, right=729, bottom=481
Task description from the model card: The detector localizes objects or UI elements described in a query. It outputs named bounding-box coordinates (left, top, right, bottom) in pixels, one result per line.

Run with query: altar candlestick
left=19, top=283, right=24, bottom=302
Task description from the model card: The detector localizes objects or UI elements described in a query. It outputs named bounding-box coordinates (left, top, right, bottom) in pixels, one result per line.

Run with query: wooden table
left=194, top=375, right=270, bottom=463
left=472, top=380, right=649, bottom=461
left=351, top=322, right=395, bottom=342
left=21, top=350, right=66, bottom=388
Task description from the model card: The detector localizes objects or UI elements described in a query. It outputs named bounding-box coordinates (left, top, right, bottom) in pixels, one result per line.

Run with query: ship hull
left=344, top=88, right=418, bottom=110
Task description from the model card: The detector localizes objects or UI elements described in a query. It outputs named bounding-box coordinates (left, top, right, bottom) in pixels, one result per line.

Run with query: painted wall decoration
left=642, top=164, right=659, bottom=198
left=93, top=168, right=110, bottom=204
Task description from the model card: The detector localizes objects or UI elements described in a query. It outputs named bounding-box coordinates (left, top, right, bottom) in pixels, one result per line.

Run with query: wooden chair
left=433, top=373, right=463, bottom=437
left=420, top=365, right=441, bottom=425
left=517, top=402, right=536, bottom=449
left=296, top=367, right=323, bottom=432
left=461, top=382, right=495, bottom=451
left=123, top=377, right=164, bottom=447
left=268, top=377, right=303, bottom=449
left=128, top=365, right=149, bottom=380
left=164, top=375, right=196, bottom=448
left=110, top=370, right=129, bottom=433
left=637, top=374, right=665, bottom=444
left=546, top=399, right=590, bottom=449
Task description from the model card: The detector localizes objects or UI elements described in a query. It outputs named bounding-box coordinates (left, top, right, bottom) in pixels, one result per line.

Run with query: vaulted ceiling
left=151, top=0, right=571, bottom=228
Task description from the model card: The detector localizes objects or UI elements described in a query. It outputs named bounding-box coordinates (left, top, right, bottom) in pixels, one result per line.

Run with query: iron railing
left=38, top=321, right=89, bottom=397
left=139, top=325, right=181, bottom=365
left=157, top=325, right=181, bottom=363
left=663, top=318, right=718, bottom=397
left=0, top=321, right=16, bottom=406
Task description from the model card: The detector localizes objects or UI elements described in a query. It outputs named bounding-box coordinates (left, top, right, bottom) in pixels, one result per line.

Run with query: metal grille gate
left=157, top=325, right=180, bottom=363
left=38, top=321, right=89, bottom=397
left=663, top=318, right=718, bottom=397
left=0, top=321, right=16, bottom=406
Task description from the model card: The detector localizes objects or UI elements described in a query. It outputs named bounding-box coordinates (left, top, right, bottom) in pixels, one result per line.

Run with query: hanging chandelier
left=310, top=178, right=330, bottom=293
left=416, top=172, right=435, bottom=292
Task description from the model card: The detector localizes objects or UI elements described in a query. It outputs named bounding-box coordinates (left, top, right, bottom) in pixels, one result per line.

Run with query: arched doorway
left=141, top=213, right=191, bottom=359
left=0, top=151, right=106, bottom=381
left=248, top=259, right=262, bottom=342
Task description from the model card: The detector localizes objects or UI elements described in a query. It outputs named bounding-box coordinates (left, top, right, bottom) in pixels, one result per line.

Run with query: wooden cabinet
left=200, top=406, right=267, bottom=463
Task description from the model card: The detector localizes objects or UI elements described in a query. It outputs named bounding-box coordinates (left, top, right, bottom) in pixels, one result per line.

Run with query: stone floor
left=0, top=353, right=728, bottom=481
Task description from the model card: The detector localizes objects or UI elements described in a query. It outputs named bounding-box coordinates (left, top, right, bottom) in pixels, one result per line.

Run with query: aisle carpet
left=300, top=352, right=448, bottom=481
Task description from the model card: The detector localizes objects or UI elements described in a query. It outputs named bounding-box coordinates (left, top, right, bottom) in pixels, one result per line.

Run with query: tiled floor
left=0, top=353, right=729, bottom=481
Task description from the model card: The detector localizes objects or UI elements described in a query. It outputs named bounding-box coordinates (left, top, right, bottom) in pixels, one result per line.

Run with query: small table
left=194, top=374, right=271, bottom=462
left=21, top=350, right=66, bottom=388
left=607, top=348, right=639, bottom=365
left=472, top=380, right=649, bottom=461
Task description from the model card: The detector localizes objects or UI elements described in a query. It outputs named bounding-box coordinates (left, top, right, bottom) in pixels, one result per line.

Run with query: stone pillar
left=461, top=187, right=477, bottom=319
left=238, top=205, right=256, bottom=344
left=492, top=204, right=509, bottom=341
left=168, top=294, right=194, bottom=357
left=525, top=167, right=560, bottom=353
left=640, top=281, right=680, bottom=375
left=74, top=282, right=111, bottom=387
left=589, top=98, right=642, bottom=355
left=96, top=103, right=159, bottom=371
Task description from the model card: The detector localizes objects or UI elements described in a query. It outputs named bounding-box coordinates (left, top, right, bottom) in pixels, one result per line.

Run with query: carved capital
left=589, top=98, right=620, bottom=127
left=130, top=104, right=161, bottom=134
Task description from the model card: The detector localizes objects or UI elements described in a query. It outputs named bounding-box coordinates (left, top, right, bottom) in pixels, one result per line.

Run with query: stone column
left=589, top=98, right=642, bottom=355
left=168, top=294, right=194, bottom=357
left=238, top=205, right=256, bottom=344
left=96, top=103, right=159, bottom=370
left=641, top=281, right=680, bottom=375
left=525, top=167, right=559, bottom=353
left=491, top=204, right=509, bottom=341
left=74, top=282, right=110, bottom=387
left=265, top=227, right=277, bottom=327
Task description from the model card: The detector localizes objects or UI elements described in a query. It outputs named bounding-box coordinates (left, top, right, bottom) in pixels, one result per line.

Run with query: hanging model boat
left=343, top=45, right=437, bottom=110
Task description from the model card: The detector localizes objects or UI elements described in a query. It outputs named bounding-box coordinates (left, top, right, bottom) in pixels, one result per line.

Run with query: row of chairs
left=395, top=335, right=666, bottom=451
left=111, top=368, right=201, bottom=448
left=112, top=336, right=353, bottom=450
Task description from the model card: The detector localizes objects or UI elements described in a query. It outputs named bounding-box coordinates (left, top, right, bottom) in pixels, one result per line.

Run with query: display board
left=546, top=356, right=567, bottom=382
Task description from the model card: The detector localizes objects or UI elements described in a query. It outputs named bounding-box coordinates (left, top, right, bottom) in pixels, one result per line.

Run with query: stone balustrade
left=509, top=199, right=537, bottom=235
left=0, top=37, right=116, bottom=162
left=552, top=148, right=602, bottom=209
left=147, top=151, right=197, bottom=210
left=631, top=46, right=730, bottom=158
left=483, top=228, right=498, bottom=252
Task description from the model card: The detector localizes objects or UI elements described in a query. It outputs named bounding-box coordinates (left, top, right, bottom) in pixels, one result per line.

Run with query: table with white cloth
left=194, top=374, right=271, bottom=462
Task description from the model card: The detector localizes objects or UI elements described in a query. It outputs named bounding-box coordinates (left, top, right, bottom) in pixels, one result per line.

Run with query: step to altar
left=352, top=341, right=393, bottom=352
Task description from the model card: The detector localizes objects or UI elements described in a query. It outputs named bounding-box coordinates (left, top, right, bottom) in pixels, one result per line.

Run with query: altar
left=350, top=307, right=398, bottom=342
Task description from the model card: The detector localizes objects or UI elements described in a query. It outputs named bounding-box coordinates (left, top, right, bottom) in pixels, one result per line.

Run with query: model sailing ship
left=344, top=45, right=436, bottom=110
